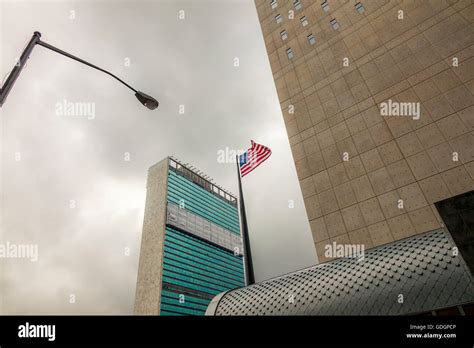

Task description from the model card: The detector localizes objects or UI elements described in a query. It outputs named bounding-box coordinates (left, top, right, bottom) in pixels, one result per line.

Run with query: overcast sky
left=0, top=0, right=317, bottom=314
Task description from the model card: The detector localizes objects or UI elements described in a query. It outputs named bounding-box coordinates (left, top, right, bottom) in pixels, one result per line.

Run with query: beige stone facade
left=255, top=0, right=474, bottom=262
left=134, top=158, right=169, bottom=314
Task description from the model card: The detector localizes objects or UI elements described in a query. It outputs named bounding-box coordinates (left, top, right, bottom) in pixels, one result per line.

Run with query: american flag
left=239, top=140, right=272, bottom=177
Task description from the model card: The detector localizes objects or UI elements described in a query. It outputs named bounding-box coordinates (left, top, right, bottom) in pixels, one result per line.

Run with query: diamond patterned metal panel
left=210, top=228, right=474, bottom=315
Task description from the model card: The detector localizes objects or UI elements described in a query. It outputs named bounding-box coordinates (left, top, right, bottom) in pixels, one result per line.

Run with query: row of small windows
left=285, top=32, right=323, bottom=59
left=277, top=2, right=365, bottom=60
left=277, top=14, right=309, bottom=27
left=279, top=17, right=338, bottom=38
left=274, top=2, right=365, bottom=25
left=270, top=0, right=364, bottom=13
left=285, top=32, right=315, bottom=59
left=270, top=0, right=302, bottom=11
left=283, top=32, right=316, bottom=43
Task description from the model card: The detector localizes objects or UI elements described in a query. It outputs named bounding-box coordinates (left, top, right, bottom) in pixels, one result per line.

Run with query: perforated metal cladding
left=213, top=229, right=474, bottom=315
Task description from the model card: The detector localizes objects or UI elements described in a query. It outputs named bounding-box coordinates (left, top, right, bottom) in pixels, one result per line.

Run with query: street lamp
left=0, top=32, right=159, bottom=110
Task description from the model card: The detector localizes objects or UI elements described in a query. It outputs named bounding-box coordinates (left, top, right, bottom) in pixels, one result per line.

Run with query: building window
left=270, top=0, right=278, bottom=9
left=286, top=48, right=294, bottom=60
left=300, top=16, right=308, bottom=27
left=280, top=30, right=288, bottom=40
left=355, top=2, right=365, bottom=13
left=275, top=14, right=283, bottom=24
left=294, top=0, right=302, bottom=10
left=322, top=0, right=329, bottom=12
left=330, top=18, right=339, bottom=30
left=308, top=34, right=316, bottom=45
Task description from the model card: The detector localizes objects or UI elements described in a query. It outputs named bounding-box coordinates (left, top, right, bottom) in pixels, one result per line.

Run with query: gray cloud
left=0, top=0, right=316, bottom=314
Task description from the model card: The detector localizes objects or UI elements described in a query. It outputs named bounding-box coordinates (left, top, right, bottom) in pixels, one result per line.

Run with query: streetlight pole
left=0, top=32, right=158, bottom=109
left=0, top=32, right=41, bottom=107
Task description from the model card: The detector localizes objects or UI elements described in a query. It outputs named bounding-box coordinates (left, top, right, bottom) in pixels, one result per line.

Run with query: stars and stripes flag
left=238, top=140, right=272, bottom=177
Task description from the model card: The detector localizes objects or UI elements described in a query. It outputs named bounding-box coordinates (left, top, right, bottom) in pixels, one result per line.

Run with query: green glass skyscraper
left=134, top=157, right=245, bottom=315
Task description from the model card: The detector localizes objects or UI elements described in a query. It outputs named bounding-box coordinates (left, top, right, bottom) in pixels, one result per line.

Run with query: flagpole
left=236, top=155, right=255, bottom=285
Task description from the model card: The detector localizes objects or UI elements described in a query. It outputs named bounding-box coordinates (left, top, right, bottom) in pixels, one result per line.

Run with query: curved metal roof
left=206, top=228, right=474, bottom=315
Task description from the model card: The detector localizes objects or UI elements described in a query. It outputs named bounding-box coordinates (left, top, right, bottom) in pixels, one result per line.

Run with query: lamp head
left=135, top=91, right=159, bottom=110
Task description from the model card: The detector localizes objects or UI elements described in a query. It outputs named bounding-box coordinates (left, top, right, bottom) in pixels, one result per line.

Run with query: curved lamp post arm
left=0, top=31, right=158, bottom=110
left=37, top=40, right=137, bottom=93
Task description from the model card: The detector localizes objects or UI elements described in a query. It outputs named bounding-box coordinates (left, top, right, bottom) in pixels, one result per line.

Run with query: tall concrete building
left=134, top=157, right=245, bottom=315
left=255, top=0, right=473, bottom=263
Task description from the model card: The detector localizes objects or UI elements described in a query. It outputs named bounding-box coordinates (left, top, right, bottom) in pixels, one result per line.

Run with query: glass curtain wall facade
left=134, top=157, right=245, bottom=316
